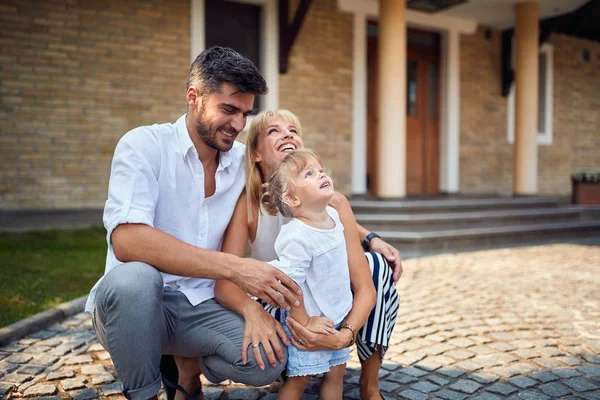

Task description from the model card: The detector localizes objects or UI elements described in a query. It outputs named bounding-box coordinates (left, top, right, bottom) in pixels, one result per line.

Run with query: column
left=352, top=12, right=367, bottom=195
left=376, top=0, right=406, bottom=198
left=513, top=2, right=539, bottom=195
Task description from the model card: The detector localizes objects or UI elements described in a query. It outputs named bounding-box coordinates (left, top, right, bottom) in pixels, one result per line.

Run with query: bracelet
left=340, top=323, right=357, bottom=347
left=362, top=232, right=381, bottom=252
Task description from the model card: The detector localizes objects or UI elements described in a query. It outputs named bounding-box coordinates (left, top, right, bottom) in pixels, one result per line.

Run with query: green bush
left=572, top=170, right=600, bottom=183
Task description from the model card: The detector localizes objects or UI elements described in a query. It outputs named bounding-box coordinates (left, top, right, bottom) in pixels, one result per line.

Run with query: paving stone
left=394, top=352, right=427, bottom=365
left=17, top=364, right=45, bottom=375
left=470, top=393, right=501, bottom=400
left=23, top=383, right=58, bottom=397
left=449, top=379, right=482, bottom=394
left=46, top=367, right=75, bottom=381
left=87, top=343, right=105, bottom=352
left=0, top=382, right=16, bottom=396
left=428, top=355, right=456, bottom=366
left=70, top=387, right=99, bottom=400
left=539, top=381, right=572, bottom=397
left=25, top=345, right=52, bottom=354
left=1, top=343, right=26, bottom=353
left=427, top=375, right=450, bottom=386
left=410, top=381, right=440, bottom=393
left=489, top=342, right=518, bottom=352
left=552, top=367, right=583, bottom=378
left=556, top=356, right=582, bottom=366
left=18, top=376, right=42, bottom=392
left=473, top=355, right=503, bottom=368
left=445, top=349, right=475, bottom=360
left=61, top=376, right=88, bottom=390
left=0, top=352, right=8, bottom=361
left=96, top=351, right=112, bottom=360
left=91, top=372, right=115, bottom=385
left=64, top=354, right=93, bottom=365
left=453, top=360, right=482, bottom=372
left=531, top=371, right=559, bottom=383
left=0, top=361, right=19, bottom=376
left=488, top=332, right=517, bottom=341
left=4, top=353, right=34, bottom=364
left=399, top=366, right=428, bottom=377
left=423, top=343, right=455, bottom=356
left=469, top=346, right=496, bottom=355
left=509, top=376, right=538, bottom=389
left=81, top=364, right=106, bottom=375
left=516, top=390, right=550, bottom=400
left=538, top=346, right=565, bottom=357
left=437, top=368, right=465, bottom=378
left=2, top=372, right=33, bottom=383
left=511, top=340, right=536, bottom=349
left=37, top=338, right=64, bottom=347
left=387, top=373, right=417, bottom=385
left=228, top=388, right=260, bottom=400
left=378, top=369, right=390, bottom=379
left=583, top=355, right=600, bottom=364
left=534, top=357, right=565, bottom=369
left=379, top=380, right=400, bottom=393
left=580, top=365, right=600, bottom=375
left=382, top=363, right=401, bottom=371
left=345, top=375, right=360, bottom=384
left=575, top=392, right=600, bottom=400
left=487, top=383, right=518, bottom=395
left=399, top=389, right=428, bottom=400
left=30, top=354, right=61, bottom=367
left=513, top=348, right=540, bottom=359
left=563, top=377, right=599, bottom=392
left=414, top=358, right=442, bottom=371
left=435, top=389, right=468, bottom=400
left=204, top=387, right=225, bottom=400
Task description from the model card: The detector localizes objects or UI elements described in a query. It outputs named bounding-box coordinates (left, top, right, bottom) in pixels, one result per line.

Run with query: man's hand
left=231, top=258, right=301, bottom=310
left=369, top=237, right=403, bottom=284
left=241, top=302, right=288, bottom=370
left=305, top=316, right=337, bottom=335
left=285, top=317, right=349, bottom=351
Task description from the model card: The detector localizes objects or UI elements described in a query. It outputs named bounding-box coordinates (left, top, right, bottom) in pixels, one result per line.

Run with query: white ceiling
left=439, top=0, right=589, bottom=29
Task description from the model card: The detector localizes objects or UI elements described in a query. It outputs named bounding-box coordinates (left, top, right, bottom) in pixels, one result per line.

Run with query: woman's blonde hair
left=245, top=109, right=302, bottom=223
left=260, top=149, right=322, bottom=218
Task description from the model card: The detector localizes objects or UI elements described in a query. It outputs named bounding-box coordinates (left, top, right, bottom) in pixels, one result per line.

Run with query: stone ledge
left=0, top=295, right=87, bottom=346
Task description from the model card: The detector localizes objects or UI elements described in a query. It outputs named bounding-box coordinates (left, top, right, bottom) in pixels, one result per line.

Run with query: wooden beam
left=279, top=0, right=313, bottom=73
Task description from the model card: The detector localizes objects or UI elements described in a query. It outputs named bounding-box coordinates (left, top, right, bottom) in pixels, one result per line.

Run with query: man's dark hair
left=187, top=46, right=268, bottom=96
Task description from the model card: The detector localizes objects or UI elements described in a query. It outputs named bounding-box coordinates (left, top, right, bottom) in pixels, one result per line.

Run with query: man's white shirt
left=85, top=114, right=246, bottom=313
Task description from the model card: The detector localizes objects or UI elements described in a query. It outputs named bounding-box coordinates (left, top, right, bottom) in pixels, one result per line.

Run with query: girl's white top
left=268, top=206, right=353, bottom=324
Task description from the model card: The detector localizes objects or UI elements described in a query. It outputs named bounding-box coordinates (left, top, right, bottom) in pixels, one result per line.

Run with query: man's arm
left=112, top=223, right=300, bottom=309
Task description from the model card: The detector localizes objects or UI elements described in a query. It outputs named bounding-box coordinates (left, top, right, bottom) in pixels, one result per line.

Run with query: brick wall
left=279, top=0, right=353, bottom=195
left=0, top=0, right=189, bottom=210
left=459, top=26, right=513, bottom=195
left=459, top=27, right=600, bottom=196
left=541, top=34, right=600, bottom=195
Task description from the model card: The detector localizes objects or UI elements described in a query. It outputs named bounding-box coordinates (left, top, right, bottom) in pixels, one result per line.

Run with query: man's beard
left=195, top=110, right=237, bottom=152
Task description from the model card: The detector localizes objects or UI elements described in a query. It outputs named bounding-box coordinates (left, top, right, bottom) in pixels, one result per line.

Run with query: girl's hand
left=241, top=302, right=289, bottom=370
left=286, top=317, right=352, bottom=351
left=305, top=316, right=337, bottom=335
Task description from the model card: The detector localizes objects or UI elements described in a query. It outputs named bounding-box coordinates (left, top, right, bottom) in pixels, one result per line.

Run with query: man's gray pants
left=92, top=262, right=287, bottom=400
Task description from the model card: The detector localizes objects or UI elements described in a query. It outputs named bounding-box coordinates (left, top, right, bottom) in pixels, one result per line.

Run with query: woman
left=215, top=110, right=401, bottom=399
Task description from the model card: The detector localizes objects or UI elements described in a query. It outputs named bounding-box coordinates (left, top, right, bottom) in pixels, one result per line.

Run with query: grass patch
left=0, top=227, right=107, bottom=327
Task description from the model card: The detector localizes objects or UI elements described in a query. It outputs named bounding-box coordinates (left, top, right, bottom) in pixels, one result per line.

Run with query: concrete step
left=355, top=207, right=583, bottom=231
left=380, top=220, right=600, bottom=258
left=350, top=196, right=564, bottom=214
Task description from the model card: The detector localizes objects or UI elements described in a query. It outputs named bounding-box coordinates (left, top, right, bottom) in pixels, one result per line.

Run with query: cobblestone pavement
left=1, top=244, right=599, bottom=399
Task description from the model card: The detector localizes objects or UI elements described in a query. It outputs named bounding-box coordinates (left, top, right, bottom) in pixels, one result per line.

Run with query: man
left=87, top=47, right=299, bottom=400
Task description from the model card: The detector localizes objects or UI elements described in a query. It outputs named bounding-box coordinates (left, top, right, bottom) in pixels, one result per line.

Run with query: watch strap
left=362, top=232, right=381, bottom=251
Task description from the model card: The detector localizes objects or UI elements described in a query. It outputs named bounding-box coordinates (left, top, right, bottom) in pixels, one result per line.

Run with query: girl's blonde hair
left=245, top=109, right=302, bottom=222
left=260, top=149, right=322, bottom=218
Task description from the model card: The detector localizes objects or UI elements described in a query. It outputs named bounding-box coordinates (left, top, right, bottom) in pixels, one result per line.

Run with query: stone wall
left=279, top=0, right=354, bottom=195
left=0, top=0, right=189, bottom=210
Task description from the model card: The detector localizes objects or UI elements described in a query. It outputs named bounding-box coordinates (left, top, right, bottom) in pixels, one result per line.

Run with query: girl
left=261, top=149, right=356, bottom=399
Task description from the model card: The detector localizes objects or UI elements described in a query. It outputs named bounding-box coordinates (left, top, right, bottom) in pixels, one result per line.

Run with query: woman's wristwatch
left=362, top=232, right=381, bottom=252
left=340, top=323, right=357, bottom=347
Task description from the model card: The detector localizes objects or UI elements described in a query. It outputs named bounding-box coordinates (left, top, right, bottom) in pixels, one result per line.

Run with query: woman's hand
left=241, top=302, right=289, bottom=370
left=286, top=317, right=352, bottom=351
left=306, top=316, right=337, bottom=335
left=369, top=237, right=404, bottom=284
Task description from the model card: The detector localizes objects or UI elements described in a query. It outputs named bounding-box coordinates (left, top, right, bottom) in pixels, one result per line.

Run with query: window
left=507, top=43, right=553, bottom=146
left=191, top=0, right=278, bottom=115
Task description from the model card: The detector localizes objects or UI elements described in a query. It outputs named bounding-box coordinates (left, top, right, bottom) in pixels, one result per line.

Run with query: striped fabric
left=261, top=251, right=399, bottom=363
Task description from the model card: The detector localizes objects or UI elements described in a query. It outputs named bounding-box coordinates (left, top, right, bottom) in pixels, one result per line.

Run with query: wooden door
left=367, top=26, right=440, bottom=196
